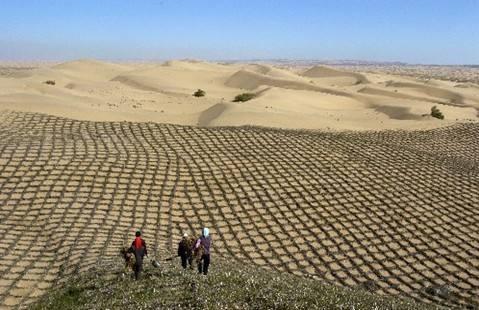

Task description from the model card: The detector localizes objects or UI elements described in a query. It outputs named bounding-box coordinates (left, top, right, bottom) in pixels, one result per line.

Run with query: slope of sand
left=301, top=65, right=369, bottom=86
left=0, top=111, right=478, bottom=308
left=0, top=59, right=478, bottom=130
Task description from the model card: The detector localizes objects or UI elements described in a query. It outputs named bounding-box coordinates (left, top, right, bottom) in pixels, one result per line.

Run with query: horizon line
left=0, top=57, right=478, bottom=67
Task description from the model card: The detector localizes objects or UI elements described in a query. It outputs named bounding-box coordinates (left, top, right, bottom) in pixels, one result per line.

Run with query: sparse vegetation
left=233, top=92, right=256, bottom=102
left=31, top=257, right=434, bottom=310
left=431, top=105, right=444, bottom=119
left=44, top=80, right=56, bottom=85
left=193, top=89, right=206, bottom=97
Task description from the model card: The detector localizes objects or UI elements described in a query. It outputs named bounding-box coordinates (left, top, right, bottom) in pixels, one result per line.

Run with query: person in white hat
left=194, top=228, right=212, bottom=275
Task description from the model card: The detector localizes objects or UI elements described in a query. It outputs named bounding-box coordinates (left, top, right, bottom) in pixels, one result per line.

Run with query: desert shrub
left=193, top=89, right=205, bottom=97
left=233, top=93, right=256, bottom=102
left=431, top=106, right=444, bottom=119
left=44, top=80, right=56, bottom=85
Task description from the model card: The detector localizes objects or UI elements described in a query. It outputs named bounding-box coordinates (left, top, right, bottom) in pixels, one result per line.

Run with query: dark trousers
left=198, top=254, right=210, bottom=275
left=134, top=249, right=145, bottom=280
left=180, top=255, right=193, bottom=269
left=134, top=260, right=142, bottom=280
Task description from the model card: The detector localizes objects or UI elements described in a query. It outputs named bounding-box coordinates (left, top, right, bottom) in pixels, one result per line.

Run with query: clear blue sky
left=1, top=0, right=478, bottom=64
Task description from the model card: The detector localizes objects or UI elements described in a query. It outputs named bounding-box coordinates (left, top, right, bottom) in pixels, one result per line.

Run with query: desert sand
left=0, top=60, right=478, bottom=308
left=0, top=59, right=478, bottom=130
left=0, top=111, right=477, bottom=308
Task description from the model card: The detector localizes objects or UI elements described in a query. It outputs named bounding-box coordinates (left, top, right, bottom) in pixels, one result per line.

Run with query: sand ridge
left=301, top=65, right=369, bottom=85
left=0, top=59, right=478, bottom=130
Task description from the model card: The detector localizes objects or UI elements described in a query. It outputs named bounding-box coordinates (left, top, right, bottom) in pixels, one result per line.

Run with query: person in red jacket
left=129, top=229, right=148, bottom=280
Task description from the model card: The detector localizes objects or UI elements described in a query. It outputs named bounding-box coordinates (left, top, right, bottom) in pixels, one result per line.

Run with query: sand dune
left=369, top=104, right=422, bottom=120
left=225, top=69, right=355, bottom=98
left=358, top=86, right=444, bottom=104
left=111, top=74, right=181, bottom=95
left=0, top=59, right=477, bottom=131
left=302, top=65, right=369, bottom=85
left=53, top=59, right=133, bottom=81
left=112, top=62, right=236, bottom=97
left=1, top=60, right=479, bottom=308
left=162, top=59, right=233, bottom=73
left=385, top=81, right=465, bottom=105
left=245, top=64, right=304, bottom=80
left=197, top=102, right=230, bottom=126
left=455, top=82, right=479, bottom=89
left=225, top=69, right=316, bottom=90
left=226, top=69, right=283, bottom=90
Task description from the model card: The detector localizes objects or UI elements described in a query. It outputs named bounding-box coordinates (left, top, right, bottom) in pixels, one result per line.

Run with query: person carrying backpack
left=194, top=227, right=212, bottom=275
left=177, top=233, right=194, bottom=269
left=129, top=229, right=148, bottom=280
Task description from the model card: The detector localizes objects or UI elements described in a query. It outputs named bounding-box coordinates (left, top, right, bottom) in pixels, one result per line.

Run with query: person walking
left=129, top=229, right=148, bottom=280
left=177, top=233, right=194, bottom=269
left=194, top=228, right=212, bottom=275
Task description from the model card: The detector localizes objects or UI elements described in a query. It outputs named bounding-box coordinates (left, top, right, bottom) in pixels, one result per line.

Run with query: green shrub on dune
left=233, top=93, right=256, bottom=102
left=193, top=89, right=206, bottom=97
left=431, top=105, right=444, bottom=119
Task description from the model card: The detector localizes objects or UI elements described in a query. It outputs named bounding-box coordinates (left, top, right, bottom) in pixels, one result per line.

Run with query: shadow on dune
left=385, top=81, right=465, bottom=105
left=110, top=75, right=183, bottom=96
left=225, top=70, right=355, bottom=98
left=370, top=104, right=423, bottom=120
left=301, top=65, right=369, bottom=85
left=358, top=87, right=443, bottom=104
left=198, top=103, right=228, bottom=126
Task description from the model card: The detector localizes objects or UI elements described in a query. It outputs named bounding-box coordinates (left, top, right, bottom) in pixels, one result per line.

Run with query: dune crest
left=162, top=59, right=232, bottom=72
left=358, top=86, right=444, bottom=104
left=224, top=69, right=355, bottom=98
left=0, top=59, right=477, bottom=131
left=302, top=65, right=369, bottom=85
left=244, top=64, right=304, bottom=80
left=53, top=59, right=132, bottom=80
left=385, top=81, right=465, bottom=105
left=110, top=74, right=180, bottom=95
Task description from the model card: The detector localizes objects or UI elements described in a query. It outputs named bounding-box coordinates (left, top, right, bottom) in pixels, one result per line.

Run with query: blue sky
left=1, top=0, right=478, bottom=64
